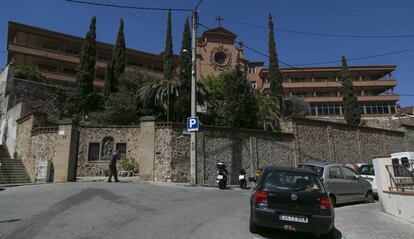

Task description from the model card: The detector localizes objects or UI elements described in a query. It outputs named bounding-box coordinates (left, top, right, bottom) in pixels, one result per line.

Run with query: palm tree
left=255, top=91, right=281, bottom=131
left=138, top=77, right=206, bottom=122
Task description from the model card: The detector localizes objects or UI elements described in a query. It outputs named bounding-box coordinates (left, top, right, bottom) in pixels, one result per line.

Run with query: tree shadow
left=257, top=226, right=342, bottom=239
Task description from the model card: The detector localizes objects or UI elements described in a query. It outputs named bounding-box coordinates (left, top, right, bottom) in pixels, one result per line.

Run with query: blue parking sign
left=187, top=117, right=199, bottom=132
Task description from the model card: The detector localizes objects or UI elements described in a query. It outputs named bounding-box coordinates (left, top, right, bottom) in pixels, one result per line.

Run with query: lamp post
left=189, top=10, right=198, bottom=185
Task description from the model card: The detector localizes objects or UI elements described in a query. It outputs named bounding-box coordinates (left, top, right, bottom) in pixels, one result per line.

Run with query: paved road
left=0, top=182, right=413, bottom=239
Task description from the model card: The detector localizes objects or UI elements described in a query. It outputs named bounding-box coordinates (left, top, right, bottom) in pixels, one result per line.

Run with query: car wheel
left=320, top=228, right=335, bottom=239
left=249, top=212, right=260, bottom=233
left=365, top=191, right=374, bottom=203
left=329, top=195, right=336, bottom=207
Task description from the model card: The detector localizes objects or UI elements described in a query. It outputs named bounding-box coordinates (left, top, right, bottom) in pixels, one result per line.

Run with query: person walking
left=108, top=150, right=120, bottom=183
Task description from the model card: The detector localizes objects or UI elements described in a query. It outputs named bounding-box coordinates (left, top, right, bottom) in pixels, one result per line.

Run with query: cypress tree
left=267, top=13, right=283, bottom=116
left=175, top=18, right=192, bottom=122
left=164, top=9, right=173, bottom=81
left=104, top=64, right=113, bottom=97
left=104, top=19, right=126, bottom=97
left=341, top=56, right=361, bottom=125
left=164, top=9, right=173, bottom=121
left=77, top=16, right=97, bottom=107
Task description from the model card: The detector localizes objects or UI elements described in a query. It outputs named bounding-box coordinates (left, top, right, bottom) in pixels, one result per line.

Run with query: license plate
left=279, top=214, right=308, bottom=223
left=239, top=175, right=245, bottom=180
left=217, top=175, right=223, bottom=180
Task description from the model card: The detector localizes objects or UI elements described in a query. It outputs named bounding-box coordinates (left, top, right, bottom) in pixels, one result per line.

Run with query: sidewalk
left=335, top=202, right=414, bottom=239
left=77, top=176, right=140, bottom=183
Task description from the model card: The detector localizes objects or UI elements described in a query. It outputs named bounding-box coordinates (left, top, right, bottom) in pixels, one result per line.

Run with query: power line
left=198, top=22, right=311, bottom=71
left=198, top=22, right=414, bottom=72
left=105, top=0, right=166, bottom=36
left=194, top=0, right=205, bottom=10
left=65, top=0, right=192, bottom=12
left=295, top=48, right=414, bottom=66
left=222, top=17, right=414, bottom=39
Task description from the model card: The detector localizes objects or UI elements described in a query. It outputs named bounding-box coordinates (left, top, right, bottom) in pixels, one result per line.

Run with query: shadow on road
left=257, top=227, right=342, bottom=239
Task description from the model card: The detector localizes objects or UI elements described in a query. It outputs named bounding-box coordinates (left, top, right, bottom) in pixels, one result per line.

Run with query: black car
left=249, top=166, right=334, bottom=237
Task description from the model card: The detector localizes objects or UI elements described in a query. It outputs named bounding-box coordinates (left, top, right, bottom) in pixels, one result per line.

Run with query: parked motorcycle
left=216, top=162, right=228, bottom=189
left=239, top=168, right=247, bottom=189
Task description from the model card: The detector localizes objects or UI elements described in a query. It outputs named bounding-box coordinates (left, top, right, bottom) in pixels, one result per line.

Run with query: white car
left=357, top=164, right=377, bottom=194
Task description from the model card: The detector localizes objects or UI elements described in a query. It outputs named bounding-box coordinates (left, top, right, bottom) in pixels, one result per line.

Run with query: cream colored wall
left=373, top=157, right=414, bottom=223
left=197, top=37, right=244, bottom=80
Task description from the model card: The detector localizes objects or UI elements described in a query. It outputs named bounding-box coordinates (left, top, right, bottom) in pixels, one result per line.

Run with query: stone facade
left=153, top=123, right=295, bottom=185
left=292, top=117, right=408, bottom=165
left=8, top=77, right=59, bottom=122
left=154, top=124, right=191, bottom=182
left=12, top=113, right=414, bottom=185
left=14, top=114, right=35, bottom=181
left=402, top=124, right=414, bottom=151
left=14, top=113, right=57, bottom=182
left=76, top=126, right=140, bottom=177
left=30, top=129, right=57, bottom=181
left=196, top=126, right=295, bottom=185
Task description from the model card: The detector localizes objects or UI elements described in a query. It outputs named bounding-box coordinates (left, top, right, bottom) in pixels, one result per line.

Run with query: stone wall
left=76, top=126, right=140, bottom=177
left=292, top=117, right=408, bottom=165
left=8, top=77, right=60, bottom=122
left=153, top=123, right=295, bottom=185
left=154, top=124, right=190, bottom=182
left=197, top=126, right=295, bottom=185
left=30, top=128, right=58, bottom=181
left=14, top=114, right=35, bottom=181
left=402, top=124, right=414, bottom=151
left=14, top=113, right=57, bottom=182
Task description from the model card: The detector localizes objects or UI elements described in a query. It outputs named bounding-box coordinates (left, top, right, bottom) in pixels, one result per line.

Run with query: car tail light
left=320, top=197, right=332, bottom=214
left=255, top=191, right=268, bottom=205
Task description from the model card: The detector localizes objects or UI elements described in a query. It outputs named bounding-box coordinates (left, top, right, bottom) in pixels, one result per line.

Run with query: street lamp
left=190, top=10, right=198, bottom=185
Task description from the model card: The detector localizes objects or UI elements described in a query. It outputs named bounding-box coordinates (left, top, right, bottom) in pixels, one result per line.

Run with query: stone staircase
left=0, top=145, right=31, bottom=184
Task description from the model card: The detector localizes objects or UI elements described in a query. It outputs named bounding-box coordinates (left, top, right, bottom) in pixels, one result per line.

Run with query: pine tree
left=77, top=16, right=97, bottom=109
left=104, top=19, right=126, bottom=97
left=267, top=13, right=283, bottom=117
left=341, top=56, right=361, bottom=125
left=174, top=18, right=192, bottom=122
left=164, top=9, right=174, bottom=121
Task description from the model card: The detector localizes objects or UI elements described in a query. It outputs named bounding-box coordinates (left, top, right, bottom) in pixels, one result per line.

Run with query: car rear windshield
left=261, top=170, right=325, bottom=193
left=358, top=165, right=375, bottom=176
left=298, top=165, right=324, bottom=177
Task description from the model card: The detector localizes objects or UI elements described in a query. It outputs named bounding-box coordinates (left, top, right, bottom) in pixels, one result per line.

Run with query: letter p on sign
left=187, top=117, right=199, bottom=132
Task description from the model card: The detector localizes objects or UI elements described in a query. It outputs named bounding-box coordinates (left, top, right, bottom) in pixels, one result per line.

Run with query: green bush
left=119, top=158, right=136, bottom=172
left=14, top=65, right=47, bottom=82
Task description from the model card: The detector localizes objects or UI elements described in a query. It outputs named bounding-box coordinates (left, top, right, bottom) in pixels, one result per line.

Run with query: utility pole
left=190, top=10, right=198, bottom=185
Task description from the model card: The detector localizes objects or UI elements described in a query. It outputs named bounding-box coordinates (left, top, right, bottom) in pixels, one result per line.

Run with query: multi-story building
left=5, top=21, right=400, bottom=118
left=259, top=66, right=399, bottom=117
left=6, top=21, right=171, bottom=87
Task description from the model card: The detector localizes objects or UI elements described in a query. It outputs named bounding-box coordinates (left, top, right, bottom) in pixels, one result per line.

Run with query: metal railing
left=385, top=160, right=414, bottom=192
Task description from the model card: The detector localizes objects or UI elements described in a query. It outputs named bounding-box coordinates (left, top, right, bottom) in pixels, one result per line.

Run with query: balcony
left=282, top=80, right=396, bottom=89
left=40, top=71, right=104, bottom=87
left=303, top=94, right=400, bottom=103
left=8, top=43, right=107, bottom=68
left=262, top=80, right=397, bottom=90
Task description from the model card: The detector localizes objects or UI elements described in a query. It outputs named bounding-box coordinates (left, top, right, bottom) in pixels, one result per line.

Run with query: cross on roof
left=215, top=15, right=224, bottom=27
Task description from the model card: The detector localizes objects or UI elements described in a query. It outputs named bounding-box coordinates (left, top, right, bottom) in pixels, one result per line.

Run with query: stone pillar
left=53, top=121, right=79, bottom=182
left=139, top=116, right=155, bottom=181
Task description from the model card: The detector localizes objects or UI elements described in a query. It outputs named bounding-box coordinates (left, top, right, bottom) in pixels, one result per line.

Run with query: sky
left=0, top=0, right=413, bottom=106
